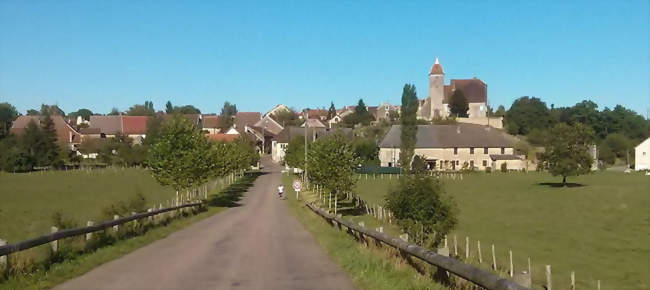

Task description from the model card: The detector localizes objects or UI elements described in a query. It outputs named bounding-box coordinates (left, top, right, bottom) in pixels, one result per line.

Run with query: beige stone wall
left=635, top=138, right=650, bottom=170
left=467, top=102, right=487, bottom=118
left=271, top=141, right=288, bottom=163
left=492, top=159, right=527, bottom=171
left=456, top=116, right=503, bottom=129
left=380, top=146, right=516, bottom=170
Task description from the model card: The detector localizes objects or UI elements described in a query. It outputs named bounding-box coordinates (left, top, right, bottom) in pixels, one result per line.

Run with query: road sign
left=292, top=180, right=302, bottom=192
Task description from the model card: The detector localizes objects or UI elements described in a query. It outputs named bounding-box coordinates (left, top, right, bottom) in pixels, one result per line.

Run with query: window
left=388, top=162, right=393, bottom=167
left=484, top=147, right=488, bottom=154
left=454, top=147, right=458, bottom=155
left=482, top=160, right=487, bottom=167
left=501, top=147, right=505, bottom=154
left=456, top=160, right=460, bottom=165
left=470, top=147, right=474, bottom=154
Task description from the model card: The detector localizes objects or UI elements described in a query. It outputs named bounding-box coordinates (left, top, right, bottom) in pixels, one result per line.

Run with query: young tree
left=385, top=173, right=457, bottom=247
left=307, top=133, right=358, bottom=198
left=540, top=123, right=594, bottom=185
left=108, top=107, right=121, bottom=115
left=39, top=114, right=62, bottom=167
left=327, top=102, right=336, bottom=120
left=271, top=109, right=299, bottom=127
left=448, top=89, right=469, bottom=117
left=494, top=105, right=506, bottom=117
left=147, top=116, right=213, bottom=191
left=0, top=102, right=19, bottom=138
left=40, top=104, right=65, bottom=116
left=354, top=99, right=372, bottom=125
left=218, top=101, right=238, bottom=130
left=399, top=84, right=418, bottom=171
left=284, top=135, right=306, bottom=169
left=352, top=138, right=378, bottom=166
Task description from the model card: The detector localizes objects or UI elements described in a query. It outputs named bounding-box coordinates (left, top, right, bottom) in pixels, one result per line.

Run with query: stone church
left=417, top=58, right=488, bottom=120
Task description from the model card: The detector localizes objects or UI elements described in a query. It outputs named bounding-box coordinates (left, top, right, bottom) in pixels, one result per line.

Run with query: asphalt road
left=55, top=158, right=356, bottom=290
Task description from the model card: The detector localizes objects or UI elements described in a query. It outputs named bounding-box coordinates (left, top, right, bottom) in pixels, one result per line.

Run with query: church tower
left=429, top=57, right=445, bottom=119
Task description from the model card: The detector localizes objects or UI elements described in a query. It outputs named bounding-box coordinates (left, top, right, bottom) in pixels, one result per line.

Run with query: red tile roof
left=11, top=115, right=81, bottom=144
left=122, top=116, right=149, bottom=135
left=430, top=58, right=444, bottom=75
left=203, top=115, right=220, bottom=128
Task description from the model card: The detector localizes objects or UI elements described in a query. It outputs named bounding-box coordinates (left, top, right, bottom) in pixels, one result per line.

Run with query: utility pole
left=304, top=110, right=308, bottom=184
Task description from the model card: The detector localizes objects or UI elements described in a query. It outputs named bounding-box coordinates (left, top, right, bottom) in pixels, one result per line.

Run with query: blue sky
left=1, top=1, right=648, bottom=116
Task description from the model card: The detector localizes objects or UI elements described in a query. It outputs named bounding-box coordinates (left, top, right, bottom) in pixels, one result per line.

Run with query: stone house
left=378, top=124, right=526, bottom=171
left=635, top=137, right=650, bottom=171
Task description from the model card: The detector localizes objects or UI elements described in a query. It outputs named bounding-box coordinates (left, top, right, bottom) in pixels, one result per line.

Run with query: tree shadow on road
left=207, top=172, right=264, bottom=207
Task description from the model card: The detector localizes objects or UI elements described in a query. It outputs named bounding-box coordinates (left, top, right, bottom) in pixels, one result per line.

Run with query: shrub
left=500, top=162, right=508, bottom=173
left=485, top=166, right=492, bottom=173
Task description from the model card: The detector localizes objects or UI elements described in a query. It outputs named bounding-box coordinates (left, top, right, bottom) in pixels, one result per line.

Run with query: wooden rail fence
left=0, top=202, right=202, bottom=257
left=305, top=202, right=530, bottom=290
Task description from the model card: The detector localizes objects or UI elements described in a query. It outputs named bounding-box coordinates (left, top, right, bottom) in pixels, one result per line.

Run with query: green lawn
left=281, top=173, right=447, bottom=290
left=0, top=168, right=177, bottom=242
left=350, top=172, right=650, bottom=289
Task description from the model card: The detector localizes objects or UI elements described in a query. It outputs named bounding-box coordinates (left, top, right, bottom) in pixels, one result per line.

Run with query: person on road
left=277, top=185, right=284, bottom=199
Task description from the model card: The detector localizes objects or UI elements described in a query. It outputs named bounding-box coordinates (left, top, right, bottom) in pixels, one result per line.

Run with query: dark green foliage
left=51, top=212, right=80, bottom=230
left=284, top=135, right=306, bottom=169
left=385, top=174, right=457, bottom=247
left=352, top=138, right=379, bottom=166
left=0, top=135, right=34, bottom=172
left=40, top=104, right=65, bottom=116
left=307, top=133, right=358, bottom=197
left=500, top=162, right=507, bottom=173
left=598, top=143, right=616, bottom=165
left=26, top=109, right=40, bottom=116
left=164, top=102, right=201, bottom=114
left=494, top=105, right=506, bottom=117
left=540, top=123, right=594, bottom=185
left=399, top=84, right=418, bottom=171
left=271, top=108, right=300, bottom=127
left=108, top=108, right=121, bottom=115
left=448, top=89, right=469, bottom=117
left=0, top=102, right=19, bottom=138
left=505, top=96, right=554, bottom=135
left=342, top=99, right=373, bottom=126
left=126, top=101, right=155, bottom=116
left=327, top=102, right=336, bottom=120
left=603, top=133, right=632, bottom=160
left=165, top=101, right=174, bottom=114
left=218, top=101, right=237, bottom=130
left=410, top=155, right=428, bottom=174
left=68, top=109, right=93, bottom=121
left=143, top=114, right=165, bottom=146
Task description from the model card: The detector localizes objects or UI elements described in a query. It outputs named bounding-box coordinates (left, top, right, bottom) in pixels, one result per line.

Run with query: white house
left=635, top=137, right=650, bottom=171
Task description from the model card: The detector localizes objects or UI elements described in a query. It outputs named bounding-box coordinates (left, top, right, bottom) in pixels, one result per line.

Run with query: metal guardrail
left=305, top=202, right=530, bottom=290
left=0, top=202, right=202, bottom=256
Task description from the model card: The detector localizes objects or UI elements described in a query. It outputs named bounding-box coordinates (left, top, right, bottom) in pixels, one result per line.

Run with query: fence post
left=491, top=244, right=497, bottom=270
left=50, top=226, right=59, bottom=252
left=570, top=271, right=575, bottom=290
left=528, top=257, right=531, bottom=276
left=509, top=249, right=513, bottom=277
left=334, top=195, right=338, bottom=215
left=453, top=235, right=458, bottom=256
left=85, top=221, right=94, bottom=241
left=328, top=192, right=332, bottom=210
left=399, top=233, right=408, bottom=242
left=465, top=236, right=470, bottom=260
left=597, top=280, right=601, bottom=290
left=545, top=265, right=552, bottom=290
left=113, top=215, right=120, bottom=233
left=376, top=226, right=383, bottom=233
left=477, top=240, right=483, bottom=263
left=0, top=239, right=6, bottom=273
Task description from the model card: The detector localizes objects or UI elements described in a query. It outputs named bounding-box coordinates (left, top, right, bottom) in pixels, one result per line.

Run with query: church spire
left=430, top=57, right=444, bottom=75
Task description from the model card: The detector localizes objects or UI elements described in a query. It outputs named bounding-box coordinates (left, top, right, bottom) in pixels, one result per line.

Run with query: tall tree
left=165, top=101, right=174, bottom=114
left=306, top=133, right=358, bottom=198
left=40, top=104, right=65, bottom=116
left=284, top=135, right=306, bottom=169
left=0, top=102, right=19, bottom=138
left=127, top=101, right=155, bottom=116
left=175, top=105, right=201, bottom=114
left=399, top=84, right=418, bottom=171
left=327, top=102, right=336, bottom=120
left=540, top=123, right=594, bottom=185
left=505, top=96, right=554, bottom=135
left=108, top=108, right=121, bottom=115
left=38, top=114, right=62, bottom=167
left=354, top=99, right=372, bottom=125
left=448, top=89, right=469, bottom=117
left=218, top=101, right=238, bottom=130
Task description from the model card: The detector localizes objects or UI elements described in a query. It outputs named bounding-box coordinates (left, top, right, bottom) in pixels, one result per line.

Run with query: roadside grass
left=0, top=172, right=258, bottom=290
left=282, top=174, right=448, bottom=290
left=350, top=171, right=650, bottom=289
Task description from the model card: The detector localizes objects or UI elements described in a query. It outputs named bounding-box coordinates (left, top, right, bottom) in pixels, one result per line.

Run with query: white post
left=509, top=249, right=513, bottom=277
left=0, top=239, right=7, bottom=272
left=528, top=257, right=531, bottom=275
left=444, top=235, right=448, bottom=248
left=465, top=236, right=470, bottom=260
left=477, top=240, right=483, bottom=263
left=597, top=280, right=601, bottom=290
left=113, top=215, right=120, bottom=233
left=399, top=233, right=408, bottom=242
left=570, top=271, right=575, bottom=290
left=545, top=265, right=552, bottom=290
left=334, top=195, right=338, bottom=215
left=50, top=226, right=59, bottom=252
left=328, top=192, right=332, bottom=210
left=453, top=235, right=458, bottom=256
left=491, top=244, right=497, bottom=270
left=86, top=221, right=94, bottom=241
left=376, top=227, right=383, bottom=233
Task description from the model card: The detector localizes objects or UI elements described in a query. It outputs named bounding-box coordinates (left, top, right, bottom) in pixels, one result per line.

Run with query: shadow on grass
left=334, top=200, right=366, bottom=216
left=207, top=172, right=264, bottom=207
left=537, top=182, right=585, bottom=188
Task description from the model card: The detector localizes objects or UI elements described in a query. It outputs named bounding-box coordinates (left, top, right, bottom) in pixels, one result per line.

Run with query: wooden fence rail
left=0, top=202, right=202, bottom=257
left=305, top=202, right=530, bottom=290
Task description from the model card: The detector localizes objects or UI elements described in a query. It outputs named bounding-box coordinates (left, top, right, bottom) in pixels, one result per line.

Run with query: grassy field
left=348, top=171, right=650, bottom=289
left=281, top=174, right=448, bottom=290
left=0, top=171, right=257, bottom=290
left=0, top=168, right=179, bottom=242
